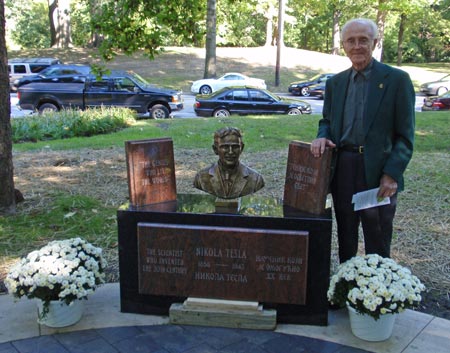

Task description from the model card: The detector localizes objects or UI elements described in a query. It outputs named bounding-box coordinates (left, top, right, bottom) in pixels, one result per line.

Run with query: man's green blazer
left=317, top=59, right=415, bottom=191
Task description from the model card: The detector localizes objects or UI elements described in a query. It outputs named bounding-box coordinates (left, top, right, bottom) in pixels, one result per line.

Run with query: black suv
left=13, top=64, right=91, bottom=90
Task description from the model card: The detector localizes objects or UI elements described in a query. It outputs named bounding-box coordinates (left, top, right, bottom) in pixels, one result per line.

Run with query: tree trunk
left=265, top=17, right=273, bottom=47
left=87, top=0, right=103, bottom=48
left=0, top=0, right=15, bottom=215
left=264, top=4, right=276, bottom=47
left=275, top=0, right=284, bottom=86
left=204, top=0, right=217, bottom=78
left=48, top=0, right=57, bottom=46
left=397, top=13, right=406, bottom=67
left=49, top=0, right=73, bottom=48
left=331, top=9, right=341, bottom=55
left=373, top=3, right=387, bottom=62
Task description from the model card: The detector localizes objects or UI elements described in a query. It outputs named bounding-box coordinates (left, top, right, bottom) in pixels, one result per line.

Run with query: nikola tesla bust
left=193, top=127, right=265, bottom=199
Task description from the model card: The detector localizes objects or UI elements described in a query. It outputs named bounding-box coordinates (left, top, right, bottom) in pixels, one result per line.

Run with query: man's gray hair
left=341, top=18, right=379, bottom=41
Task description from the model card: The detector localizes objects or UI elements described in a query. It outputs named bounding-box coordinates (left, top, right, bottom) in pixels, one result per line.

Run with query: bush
left=12, top=107, right=136, bottom=143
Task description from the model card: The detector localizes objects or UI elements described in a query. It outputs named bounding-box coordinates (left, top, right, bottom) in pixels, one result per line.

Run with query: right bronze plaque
left=283, top=141, right=332, bottom=214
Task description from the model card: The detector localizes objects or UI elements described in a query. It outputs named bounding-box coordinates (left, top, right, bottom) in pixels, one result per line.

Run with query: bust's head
left=212, top=127, right=244, bottom=170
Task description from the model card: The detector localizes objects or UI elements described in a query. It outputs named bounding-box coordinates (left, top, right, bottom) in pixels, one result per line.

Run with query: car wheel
left=213, top=108, right=230, bottom=117
left=150, top=104, right=170, bottom=119
left=38, top=103, right=59, bottom=114
left=437, top=87, right=448, bottom=96
left=300, top=87, right=310, bottom=96
left=287, top=108, right=302, bottom=115
left=200, top=85, right=212, bottom=95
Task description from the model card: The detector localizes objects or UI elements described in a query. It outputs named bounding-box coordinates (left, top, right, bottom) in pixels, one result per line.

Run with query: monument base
left=215, top=197, right=241, bottom=213
left=169, top=297, right=277, bottom=330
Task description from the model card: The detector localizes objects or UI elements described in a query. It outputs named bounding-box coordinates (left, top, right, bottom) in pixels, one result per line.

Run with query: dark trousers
left=331, top=151, right=397, bottom=263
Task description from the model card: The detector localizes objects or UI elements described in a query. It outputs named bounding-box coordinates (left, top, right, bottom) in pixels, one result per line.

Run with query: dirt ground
left=4, top=146, right=449, bottom=320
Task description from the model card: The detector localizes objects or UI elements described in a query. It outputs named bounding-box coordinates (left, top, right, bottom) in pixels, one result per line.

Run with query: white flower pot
left=37, top=300, right=84, bottom=328
left=347, top=304, right=397, bottom=341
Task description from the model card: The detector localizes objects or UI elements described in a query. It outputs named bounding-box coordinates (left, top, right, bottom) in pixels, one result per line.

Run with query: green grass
left=0, top=193, right=118, bottom=259
left=12, top=111, right=449, bottom=153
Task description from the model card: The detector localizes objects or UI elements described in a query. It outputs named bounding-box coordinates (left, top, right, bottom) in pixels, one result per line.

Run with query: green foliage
left=91, top=0, right=205, bottom=60
left=11, top=107, right=136, bottom=143
left=6, top=0, right=50, bottom=48
left=217, top=0, right=266, bottom=47
left=70, top=1, right=93, bottom=47
left=5, top=0, right=450, bottom=63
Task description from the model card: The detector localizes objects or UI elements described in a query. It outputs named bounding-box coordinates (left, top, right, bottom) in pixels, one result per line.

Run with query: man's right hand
left=310, top=138, right=336, bottom=157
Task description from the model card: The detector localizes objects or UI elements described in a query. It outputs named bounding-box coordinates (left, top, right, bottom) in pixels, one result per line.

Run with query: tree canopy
left=4, top=0, right=450, bottom=63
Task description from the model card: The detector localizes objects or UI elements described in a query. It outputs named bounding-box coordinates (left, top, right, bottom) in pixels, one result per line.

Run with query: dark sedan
left=421, top=91, right=450, bottom=111
left=288, top=73, right=334, bottom=96
left=308, top=82, right=326, bottom=99
left=13, top=64, right=91, bottom=89
left=194, top=87, right=312, bottom=117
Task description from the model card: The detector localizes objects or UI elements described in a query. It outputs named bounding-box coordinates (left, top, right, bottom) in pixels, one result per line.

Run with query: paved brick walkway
left=0, top=324, right=372, bottom=353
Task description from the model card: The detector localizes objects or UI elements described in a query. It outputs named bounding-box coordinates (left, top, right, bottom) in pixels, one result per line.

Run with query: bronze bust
left=193, top=127, right=265, bottom=199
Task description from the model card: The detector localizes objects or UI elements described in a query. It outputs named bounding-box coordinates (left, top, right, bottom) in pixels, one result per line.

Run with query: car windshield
left=309, top=74, right=323, bottom=81
left=127, top=71, right=151, bottom=86
left=37, top=67, right=55, bottom=76
left=38, top=66, right=90, bottom=77
left=438, top=74, right=450, bottom=81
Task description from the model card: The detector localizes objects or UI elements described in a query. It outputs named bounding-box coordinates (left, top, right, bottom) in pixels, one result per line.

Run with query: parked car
left=421, top=91, right=450, bottom=111
left=420, top=74, right=450, bottom=96
left=193, top=86, right=311, bottom=117
left=191, top=73, right=266, bottom=95
left=13, top=64, right=91, bottom=89
left=18, top=70, right=183, bottom=118
left=308, top=82, right=326, bottom=100
left=8, top=57, right=61, bottom=91
left=288, top=73, right=335, bottom=96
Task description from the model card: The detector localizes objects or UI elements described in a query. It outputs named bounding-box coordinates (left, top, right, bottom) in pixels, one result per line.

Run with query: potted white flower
left=5, top=237, right=107, bottom=328
left=327, top=254, right=425, bottom=341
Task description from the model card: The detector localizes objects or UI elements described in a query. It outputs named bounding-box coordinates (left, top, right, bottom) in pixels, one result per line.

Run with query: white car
left=420, top=74, right=450, bottom=96
left=191, top=72, right=267, bottom=94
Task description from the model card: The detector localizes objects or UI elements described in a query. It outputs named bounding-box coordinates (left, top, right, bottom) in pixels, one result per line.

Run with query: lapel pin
left=379, top=83, right=384, bottom=89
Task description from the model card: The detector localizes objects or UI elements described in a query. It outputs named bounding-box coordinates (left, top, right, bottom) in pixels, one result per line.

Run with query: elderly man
left=311, top=18, right=415, bottom=263
left=194, top=127, right=265, bottom=199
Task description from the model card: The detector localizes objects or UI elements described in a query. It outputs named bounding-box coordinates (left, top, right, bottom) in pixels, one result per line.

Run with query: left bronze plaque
left=125, top=138, right=176, bottom=206
left=138, top=223, right=309, bottom=305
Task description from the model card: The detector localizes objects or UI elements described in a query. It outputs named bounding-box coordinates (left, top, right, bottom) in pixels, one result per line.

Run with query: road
left=11, top=93, right=425, bottom=119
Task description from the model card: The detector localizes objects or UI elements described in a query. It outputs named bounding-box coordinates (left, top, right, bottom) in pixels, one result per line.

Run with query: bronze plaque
left=283, top=141, right=332, bottom=214
left=138, top=223, right=309, bottom=305
left=125, top=138, right=176, bottom=206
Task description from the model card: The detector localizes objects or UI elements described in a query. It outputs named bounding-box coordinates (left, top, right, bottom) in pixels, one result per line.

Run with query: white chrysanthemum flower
left=327, top=254, right=425, bottom=318
left=6, top=238, right=107, bottom=307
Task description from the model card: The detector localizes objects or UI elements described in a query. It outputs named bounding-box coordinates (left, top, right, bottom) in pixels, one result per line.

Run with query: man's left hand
left=378, top=174, right=398, bottom=198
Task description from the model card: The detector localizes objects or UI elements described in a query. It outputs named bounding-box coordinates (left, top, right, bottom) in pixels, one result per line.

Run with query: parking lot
left=11, top=93, right=425, bottom=118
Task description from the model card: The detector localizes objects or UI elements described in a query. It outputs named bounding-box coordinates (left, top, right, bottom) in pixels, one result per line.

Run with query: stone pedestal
left=169, top=298, right=276, bottom=330
left=118, top=194, right=332, bottom=326
left=214, top=197, right=241, bottom=213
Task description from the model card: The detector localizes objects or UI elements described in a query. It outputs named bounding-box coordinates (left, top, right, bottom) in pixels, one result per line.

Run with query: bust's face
left=214, top=134, right=243, bottom=169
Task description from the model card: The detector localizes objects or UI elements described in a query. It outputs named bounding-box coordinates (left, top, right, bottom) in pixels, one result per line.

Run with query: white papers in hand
left=351, top=188, right=390, bottom=211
